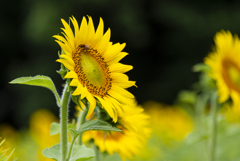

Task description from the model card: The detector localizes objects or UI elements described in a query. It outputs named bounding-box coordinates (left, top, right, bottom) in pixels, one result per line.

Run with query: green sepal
left=71, top=95, right=82, bottom=110
left=9, top=75, right=60, bottom=107
left=192, top=63, right=210, bottom=72
left=42, top=143, right=94, bottom=161
left=69, top=119, right=121, bottom=138
left=56, top=69, right=68, bottom=80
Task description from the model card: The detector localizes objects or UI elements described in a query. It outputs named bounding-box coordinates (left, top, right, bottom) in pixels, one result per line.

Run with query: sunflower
left=222, top=103, right=240, bottom=123
left=204, top=30, right=240, bottom=105
left=143, top=101, right=193, bottom=142
left=54, top=16, right=135, bottom=122
left=81, top=100, right=151, bottom=160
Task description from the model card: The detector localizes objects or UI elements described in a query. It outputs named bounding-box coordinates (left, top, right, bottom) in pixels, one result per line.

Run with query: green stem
left=66, top=136, right=78, bottom=161
left=76, top=107, right=88, bottom=145
left=60, top=83, right=71, bottom=161
left=208, top=91, right=218, bottom=161
left=93, top=144, right=101, bottom=161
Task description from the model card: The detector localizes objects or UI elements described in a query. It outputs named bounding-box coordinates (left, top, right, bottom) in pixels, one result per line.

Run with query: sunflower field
left=2, top=0, right=240, bottom=161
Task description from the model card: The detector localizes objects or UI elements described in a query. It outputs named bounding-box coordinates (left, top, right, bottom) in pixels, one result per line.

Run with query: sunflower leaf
left=50, top=122, right=61, bottom=135
left=9, top=75, right=60, bottom=107
left=50, top=122, right=74, bottom=135
left=70, top=119, right=121, bottom=137
left=104, top=153, right=122, bottom=161
left=42, top=143, right=94, bottom=161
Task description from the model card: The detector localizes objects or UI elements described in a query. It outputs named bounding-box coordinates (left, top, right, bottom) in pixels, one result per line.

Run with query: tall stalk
left=60, top=83, right=71, bottom=161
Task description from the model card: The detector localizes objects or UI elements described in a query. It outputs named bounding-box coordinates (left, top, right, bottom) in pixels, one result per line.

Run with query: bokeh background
left=1, top=0, right=240, bottom=130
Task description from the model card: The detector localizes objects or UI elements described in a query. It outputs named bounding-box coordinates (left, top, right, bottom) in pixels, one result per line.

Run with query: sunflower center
left=222, top=58, right=240, bottom=93
left=81, top=52, right=105, bottom=87
left=73, top=44, right=112, bottom=97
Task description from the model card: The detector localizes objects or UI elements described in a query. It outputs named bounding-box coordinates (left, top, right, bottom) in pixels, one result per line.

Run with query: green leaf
left=70, top=144, right=94, bottom=161
left=50, top=123, right=60, bottom=136
left=70, top=119, right=121, bottom=137
left=50, top=122, right=74, bottom=136
left=42, top=143, right=94, bottom=161
left=42, top=143, right=60, bottom=161
left=9, top=75, right=60, bottom=106
left=104, top=153, right=122, bottom=161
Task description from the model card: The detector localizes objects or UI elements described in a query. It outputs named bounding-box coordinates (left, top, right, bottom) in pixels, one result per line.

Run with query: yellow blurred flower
left=0, top=139, right=15, bottom=161
left=0, top=109, right=59, bottom=161
left=82, top=101, right=151, bottom=160
left=0, top=124, right=19, bottom=152
left=144, top=101, right=193, bottom=143
left=204, top=30, right=240, bottom=105
left=29, top=109, right=59, bottom=161
left=222, top=103, right=240, bottom=123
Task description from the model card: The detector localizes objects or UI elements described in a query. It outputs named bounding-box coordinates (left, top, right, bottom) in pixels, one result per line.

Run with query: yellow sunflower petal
left=79, top=17, right=88, bottom=44
left=64, top=70, right=78, bottom=79
left=103, top=43, right=126, bottom=62
left=92, top=17, right=104, bottom=48
left=72, top=85, right=83, bottom=96
left=56, top=59, right=74, bottom=71
left=80, top=87, right=88, bottom=99
left=105, top=96, right=124, bottom=120
left=111, top=85, right=134, bottom=98
left=70, top=16, right=80, bottom=46
left=112, top=81, right=136, bottom=88
left=95, top=28, right=111, bottom=53
left=86, top=93, right=96, bottom=118
left=109, top=63, right=133, bottom=73
left=108, top=52, right=129, bottom=65
left=60, top=54, right=75, bottom=65
left=96, top=96, right=117, bottom=122
left=108, top=89, right=132, bottom=105
left=61, top=18, right=75, bottom=44
left=85, top=16, right=95, bottom=46
left=111, top=73, right=129, bottom=83
left=70, top=78, right=79, bottom=86
left=54, top=40, right=72, bottom=56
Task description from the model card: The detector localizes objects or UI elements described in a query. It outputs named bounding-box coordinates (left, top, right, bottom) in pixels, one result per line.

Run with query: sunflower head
left=81, top=100, right=151, bottom=160
left=54, top=16, right=136, bottom=122
left=204, top=30, right=240, bottom=104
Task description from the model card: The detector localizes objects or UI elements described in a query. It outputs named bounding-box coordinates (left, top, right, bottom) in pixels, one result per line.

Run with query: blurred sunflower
left=204, top=30, right=240, bottom=104
left=222, top=103, right=240, bottom=123
left=54, top=16, right=135, bottom=122
left=81, top=100, right=151, bottom=160
left=0, top=139, right=15, bottom=161
left=144, top=101, right=193, bottom=143
left=29, top=109, right=59, bottom=161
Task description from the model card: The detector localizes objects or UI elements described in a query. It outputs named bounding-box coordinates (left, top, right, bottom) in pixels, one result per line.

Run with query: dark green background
left=1, top=0, right=240, bottom=129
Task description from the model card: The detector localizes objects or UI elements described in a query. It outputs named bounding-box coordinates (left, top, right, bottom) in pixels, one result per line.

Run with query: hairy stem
left=60, top=83, right=71, bottom=161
